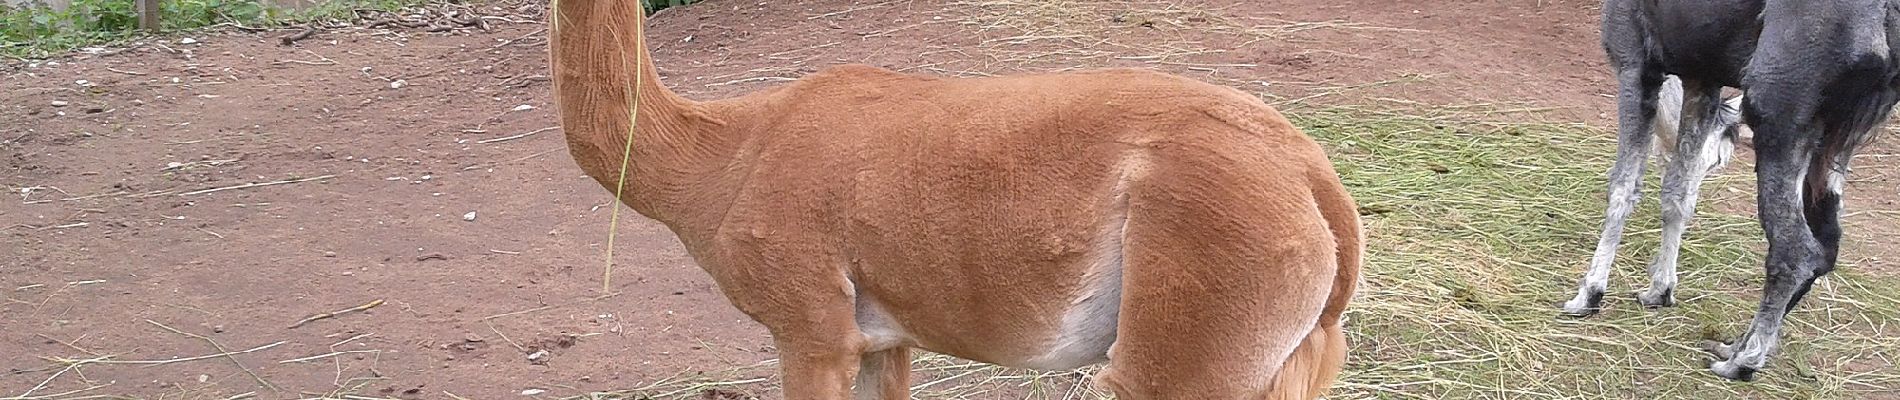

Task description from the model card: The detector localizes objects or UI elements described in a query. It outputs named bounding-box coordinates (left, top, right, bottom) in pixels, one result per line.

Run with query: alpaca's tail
left=1265, top=175, right=1362, bottom=400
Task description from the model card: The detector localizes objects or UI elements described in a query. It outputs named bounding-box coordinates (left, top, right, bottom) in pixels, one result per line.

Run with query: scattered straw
left=478, top=304, right=555, bottom=353
left=289, top=299, right=385, bottom=329
left=9, top=355, right=111, bottom=399
left=40, top=340, right=286, bottom=367
left=481, top=304, right=555, bottom=321
left=278, top=350, right=383, bottom=364
left=476, top=126, right=559, bottom=144
left=180, top=175, right=338, bottom=196
left=146, top=319, right=279, bottom=392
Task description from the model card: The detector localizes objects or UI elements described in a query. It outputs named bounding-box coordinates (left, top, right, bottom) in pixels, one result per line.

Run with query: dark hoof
left=1560, top=291, right=1604, bottom=317
left=1710, top=361, right=1759, bottom=382
left=1637, top=287, right=1676, bottom=309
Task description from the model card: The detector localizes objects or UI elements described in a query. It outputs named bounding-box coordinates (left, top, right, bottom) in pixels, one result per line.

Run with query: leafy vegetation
left=0, top=0, right=417, bottom=59
left=0, top=0, right=701, bottom=59
left=642, top=0, right=701, bottom=13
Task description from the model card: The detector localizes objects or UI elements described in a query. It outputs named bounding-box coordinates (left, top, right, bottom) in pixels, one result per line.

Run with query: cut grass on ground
left=569, top=106, right=1900, bottom=400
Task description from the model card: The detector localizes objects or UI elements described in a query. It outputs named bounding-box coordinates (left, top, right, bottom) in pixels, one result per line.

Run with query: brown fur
left=547, top=1, right=1361, bottom=399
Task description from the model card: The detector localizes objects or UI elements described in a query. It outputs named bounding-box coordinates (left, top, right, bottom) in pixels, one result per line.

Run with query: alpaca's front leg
left=697, top=234, right=866, bottom=400
left=741, top=285, right=866, bottom=400
left=775, top=335, right=867, bottom=400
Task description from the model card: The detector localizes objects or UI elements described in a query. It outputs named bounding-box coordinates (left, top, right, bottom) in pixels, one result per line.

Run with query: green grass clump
left=571, top=106, right=1900, bottom=400
left=0, top=0, right=421, bottom=60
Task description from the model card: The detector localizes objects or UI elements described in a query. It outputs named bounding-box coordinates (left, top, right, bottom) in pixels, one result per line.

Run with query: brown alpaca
left=547, top=1, right=1362, bottom=399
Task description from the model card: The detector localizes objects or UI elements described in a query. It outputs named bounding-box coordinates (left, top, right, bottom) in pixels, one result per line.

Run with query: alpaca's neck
left=549, top=0, right=741, bottom=232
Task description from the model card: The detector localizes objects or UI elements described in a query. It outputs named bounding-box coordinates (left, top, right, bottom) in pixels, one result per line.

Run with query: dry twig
left=179, top=175, right=337, bottom=196
left=280, top=26, right=318, bottom=46
left=476, top=127, right=559, bottom=144
left=289, top=299, right=385, bottom=329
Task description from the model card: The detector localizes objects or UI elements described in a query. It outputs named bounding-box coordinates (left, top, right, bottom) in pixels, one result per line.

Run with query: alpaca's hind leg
left=1095, top=176, right=1338, bottom=399
left=1564, top=68, right=1664, bottom=317
left=1641, top=80, right=1736, bottom=308
left=853, top=347, right=910, bottom=400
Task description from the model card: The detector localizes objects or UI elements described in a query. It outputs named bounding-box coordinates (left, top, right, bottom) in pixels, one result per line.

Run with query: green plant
left=0, top=0, right=420, bottom=59
left=0, top=0, right=129, bottom=58
left=159, top=0, right=278, bottom=30
left=643, top=0, right=699, bottom=13
left=291, top=0, right=422, bottom=23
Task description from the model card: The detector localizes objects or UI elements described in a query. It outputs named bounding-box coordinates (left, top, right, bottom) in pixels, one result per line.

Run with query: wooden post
left=136, top=0, right=160, bottom=31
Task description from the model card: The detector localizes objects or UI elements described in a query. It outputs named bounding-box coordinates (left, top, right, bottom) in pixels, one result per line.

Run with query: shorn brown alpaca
left=547, top=1, right=1363, bottom=399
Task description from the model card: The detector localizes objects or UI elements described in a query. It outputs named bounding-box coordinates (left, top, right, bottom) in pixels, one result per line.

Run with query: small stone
left=390, top=79, right=407, bottom=89
left=464, top=333, right=485, bottom=342
left=462, top=211, right=477, bottom=222
left=180, top=38, right=198, bottom=44
left=50, top=100, right=69, bottom=107
left=526, top=349, right=550, bottom=364
left=512, top=104, right=535, bottom=111
left=74, top=79, right=91, bottom=86
left=324, top=251, right=337, bottom=257
left=520, top=389, right=545, bottom=396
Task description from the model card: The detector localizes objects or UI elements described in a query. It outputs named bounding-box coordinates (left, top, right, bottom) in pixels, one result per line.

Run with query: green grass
left=0, top=0, right=423, bottom=60
left=569, top=106, right=1900, bottom=400
left=0, top=0, right=697, bottom=60
left=1303, top=106, right=1900, bottom=399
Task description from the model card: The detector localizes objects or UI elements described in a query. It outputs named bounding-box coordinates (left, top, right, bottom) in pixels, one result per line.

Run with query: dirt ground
left=4, top=0, right=1898, bottom=398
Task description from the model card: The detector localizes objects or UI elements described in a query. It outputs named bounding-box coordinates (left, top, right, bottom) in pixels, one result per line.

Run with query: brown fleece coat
left=548, top=1, right=1361, bottom=399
